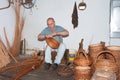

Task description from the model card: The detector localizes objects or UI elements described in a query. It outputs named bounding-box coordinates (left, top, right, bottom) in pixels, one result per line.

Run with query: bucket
left=69, top=49, right=77, bottom=62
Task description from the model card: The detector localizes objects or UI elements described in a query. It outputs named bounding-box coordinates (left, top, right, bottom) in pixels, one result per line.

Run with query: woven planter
left=94, top=51, right=118, bottom=73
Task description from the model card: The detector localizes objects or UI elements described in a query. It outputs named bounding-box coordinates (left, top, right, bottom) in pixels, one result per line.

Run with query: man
left=38, top=17, right=69, bottom=70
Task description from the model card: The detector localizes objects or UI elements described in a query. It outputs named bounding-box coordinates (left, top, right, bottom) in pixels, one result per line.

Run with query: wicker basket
left=74, top=66, right=92, bottom=80
left=89, top=42, right=105, bottom=62
left=91, top=69, right=116, bottom=80
left=105, top=46, right=120, bottom=64
left=106, top=46, right=120, bottom=80
left=94, top=51, right=118, bottom=73
left=73, top=49, right=92, bottom=66
left=57, top=64, right=74, bottom=77
left=46, top=37, right=60, bottom=49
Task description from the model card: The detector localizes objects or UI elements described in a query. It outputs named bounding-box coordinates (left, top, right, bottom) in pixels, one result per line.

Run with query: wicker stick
left=0, top=39, right=10, bottom=68
left=13, top=57, right=44, bottom=80
left=3, top=27, right=11, bottom=49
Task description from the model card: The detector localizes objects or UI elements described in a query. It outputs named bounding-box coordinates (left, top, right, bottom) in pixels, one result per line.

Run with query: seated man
left=38, top=17, right=69, bottom=70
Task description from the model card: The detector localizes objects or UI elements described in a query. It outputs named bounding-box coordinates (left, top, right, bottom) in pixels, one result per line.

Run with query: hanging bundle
left=72, top=2, right=78, bottom=29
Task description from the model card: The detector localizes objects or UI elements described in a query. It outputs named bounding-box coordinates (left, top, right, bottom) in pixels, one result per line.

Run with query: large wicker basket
left=94, top=51, right=118, bottom=73
left=106, top=46, right=120, bottom=80
left=89, top=42, right=105, bottom=62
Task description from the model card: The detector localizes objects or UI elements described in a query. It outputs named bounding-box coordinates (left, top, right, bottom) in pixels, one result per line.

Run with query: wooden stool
left=51, top=49, right=69, bottom=64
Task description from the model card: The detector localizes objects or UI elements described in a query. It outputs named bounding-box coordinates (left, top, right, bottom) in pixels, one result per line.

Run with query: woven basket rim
left=106, top=46, right=120, bottom=50
left=75, top=66, right=91, bottom=69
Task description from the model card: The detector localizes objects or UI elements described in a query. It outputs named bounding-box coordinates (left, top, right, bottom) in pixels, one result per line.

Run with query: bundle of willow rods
left=0, top=38, right=10, bottom=68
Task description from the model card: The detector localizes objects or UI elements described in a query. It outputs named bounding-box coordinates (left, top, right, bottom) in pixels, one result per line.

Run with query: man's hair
left=47, top=17, right=55, bottom=22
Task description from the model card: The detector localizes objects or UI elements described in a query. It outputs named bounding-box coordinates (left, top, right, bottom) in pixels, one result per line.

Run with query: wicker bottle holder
left=73, top=49, right=92, bottom=66
left=94, top=50, right=118, bottom=73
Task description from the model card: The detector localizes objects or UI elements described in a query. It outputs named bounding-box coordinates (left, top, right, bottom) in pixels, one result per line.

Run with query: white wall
left=0, top=0, right=111, bottom=52
left=22, top=0, right=110, bottom=51
left=0, top=0, right=16, bottom=47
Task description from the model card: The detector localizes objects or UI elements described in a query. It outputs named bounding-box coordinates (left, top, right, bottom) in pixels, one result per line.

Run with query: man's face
left=47, top=19, right=55, bottom=28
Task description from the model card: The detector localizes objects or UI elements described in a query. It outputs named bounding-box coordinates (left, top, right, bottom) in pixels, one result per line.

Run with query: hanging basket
left=94, top=50, right=118, bottom=73
left=73, top=49, right=92, bottom=66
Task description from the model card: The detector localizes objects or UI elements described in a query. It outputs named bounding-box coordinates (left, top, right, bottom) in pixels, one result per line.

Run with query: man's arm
left=38, top=30, right=69, bottom=41
left=38, top=34, right=46, bottom=41
left=56, top=30, right=69, bottom=37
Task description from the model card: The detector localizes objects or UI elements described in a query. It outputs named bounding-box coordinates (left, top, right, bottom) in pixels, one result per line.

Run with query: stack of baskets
left=89, top=42, right=105, bottom=74
left=74, top=49, right=92, bottom=80
left=73, top=39, right=92, bottom=80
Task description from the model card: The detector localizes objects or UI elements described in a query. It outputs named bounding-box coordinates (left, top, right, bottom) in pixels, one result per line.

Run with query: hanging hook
left=0, top=0, right=11, bottom=10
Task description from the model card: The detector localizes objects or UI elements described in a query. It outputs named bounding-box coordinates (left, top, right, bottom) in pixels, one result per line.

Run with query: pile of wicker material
left=0, top=53, right=44, bottom=80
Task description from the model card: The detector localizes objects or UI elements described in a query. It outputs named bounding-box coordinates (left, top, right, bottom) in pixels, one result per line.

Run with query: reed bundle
left=10, top=4, right=25, bottom=57
left=3, top=0, right=25, bottom=57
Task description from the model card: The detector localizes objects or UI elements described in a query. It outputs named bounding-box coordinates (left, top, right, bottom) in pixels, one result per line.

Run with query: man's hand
left=46, top=32, right=57, bottom=38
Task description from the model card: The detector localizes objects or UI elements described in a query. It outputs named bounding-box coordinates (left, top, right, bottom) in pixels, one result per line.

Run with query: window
left=110, top=0, right=120, bottom=37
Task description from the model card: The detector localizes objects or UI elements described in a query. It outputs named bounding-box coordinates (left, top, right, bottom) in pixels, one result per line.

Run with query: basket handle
left=76, top=39, right=89, bottom=60
left=96, top=50, right=116, bottom=63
